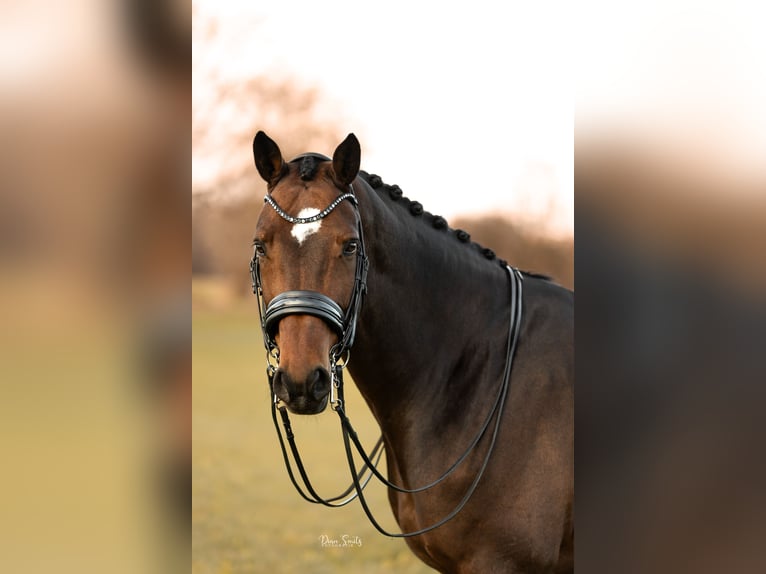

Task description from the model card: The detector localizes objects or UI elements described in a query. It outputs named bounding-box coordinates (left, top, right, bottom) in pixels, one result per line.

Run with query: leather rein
left=250, top=162, right=524, bottom=537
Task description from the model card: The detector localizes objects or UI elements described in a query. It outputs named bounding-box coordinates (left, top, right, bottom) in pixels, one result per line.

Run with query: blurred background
left=576, top=2, right=766, bottom=574
left=0, top=0, right=188, bottom=572
left=192, top=2, right=572, bottom=573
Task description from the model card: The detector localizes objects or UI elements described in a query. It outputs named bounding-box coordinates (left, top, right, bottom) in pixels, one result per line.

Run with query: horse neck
left=348, top=179, right=511, bottom=447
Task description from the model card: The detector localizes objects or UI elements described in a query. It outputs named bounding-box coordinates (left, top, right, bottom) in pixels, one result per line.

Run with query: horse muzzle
left=272, top=365, right=331, bottom=415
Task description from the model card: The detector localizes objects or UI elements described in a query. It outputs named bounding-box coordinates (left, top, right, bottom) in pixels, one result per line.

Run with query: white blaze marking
left=290, top=208, right=322, bottom=245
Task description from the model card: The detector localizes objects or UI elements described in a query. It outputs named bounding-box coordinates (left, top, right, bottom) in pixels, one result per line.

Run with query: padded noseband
left=263, top=290, right=345, bottom=338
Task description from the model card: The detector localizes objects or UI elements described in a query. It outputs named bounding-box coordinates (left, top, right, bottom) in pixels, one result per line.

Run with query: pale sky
left=576, top=0, right=766, bottom=189
left=193, top=0, right=575, bottom=236
left=194, top=0, right=766, bottom=238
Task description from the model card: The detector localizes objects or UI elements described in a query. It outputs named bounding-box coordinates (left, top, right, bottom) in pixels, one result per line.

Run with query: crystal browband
left=264, top=192, right=357, bottom=225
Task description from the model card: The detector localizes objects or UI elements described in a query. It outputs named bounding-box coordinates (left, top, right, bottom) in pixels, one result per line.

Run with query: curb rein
left=250, top=172, right=524, bottom=537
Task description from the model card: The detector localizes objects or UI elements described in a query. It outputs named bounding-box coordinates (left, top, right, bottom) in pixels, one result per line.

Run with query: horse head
left=252, top=131, right=364, bottom=415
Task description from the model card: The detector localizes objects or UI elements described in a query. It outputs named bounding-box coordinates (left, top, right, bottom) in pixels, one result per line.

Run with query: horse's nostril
left=309, top=368, right=330, bottom=401
left=273, top=367, right=330, bottom=406
left=271, top=369, right=292, bottom=402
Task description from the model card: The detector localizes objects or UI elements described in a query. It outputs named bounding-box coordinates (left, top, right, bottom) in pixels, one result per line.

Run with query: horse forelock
left=302, top=156, right=318, bottom=181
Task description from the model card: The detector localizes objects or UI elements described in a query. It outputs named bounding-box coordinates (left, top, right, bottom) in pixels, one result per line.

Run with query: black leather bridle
left=250, top=153, right=369, bottom=409
left=250, top=156, right=524, bottom=537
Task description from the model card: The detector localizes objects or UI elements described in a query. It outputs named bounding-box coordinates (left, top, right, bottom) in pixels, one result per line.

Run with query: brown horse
left=251, top=132, right=573, bottom=573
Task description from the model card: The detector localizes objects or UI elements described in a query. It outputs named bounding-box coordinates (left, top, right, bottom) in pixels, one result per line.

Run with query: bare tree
left=192, top=13, right=346, bottom=289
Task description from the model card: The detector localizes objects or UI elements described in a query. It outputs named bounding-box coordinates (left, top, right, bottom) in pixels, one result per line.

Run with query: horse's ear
left=332, top=133, right=361, bottom=187
left=253, top=131, right=285, bottom=185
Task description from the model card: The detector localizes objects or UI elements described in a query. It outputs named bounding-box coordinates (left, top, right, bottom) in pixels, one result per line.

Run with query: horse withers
left=251, top=131, right=573, bottom=574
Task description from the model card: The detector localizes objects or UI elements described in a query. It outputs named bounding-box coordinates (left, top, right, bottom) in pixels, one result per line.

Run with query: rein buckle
left=330, top=365, right=343, bottom=411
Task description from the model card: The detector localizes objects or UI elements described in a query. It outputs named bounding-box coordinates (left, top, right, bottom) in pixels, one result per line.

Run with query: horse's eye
left=343, top=239, right=359, bottom=256
left=254, top=241, right=267, bottom=257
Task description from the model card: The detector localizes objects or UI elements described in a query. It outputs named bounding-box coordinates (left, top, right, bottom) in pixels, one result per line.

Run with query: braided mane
left=359, top=171, right=551, bottom=280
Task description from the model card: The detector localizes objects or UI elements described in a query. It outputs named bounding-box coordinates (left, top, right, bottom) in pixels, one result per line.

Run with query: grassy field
left=192, top=282, right=433, bottom=573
